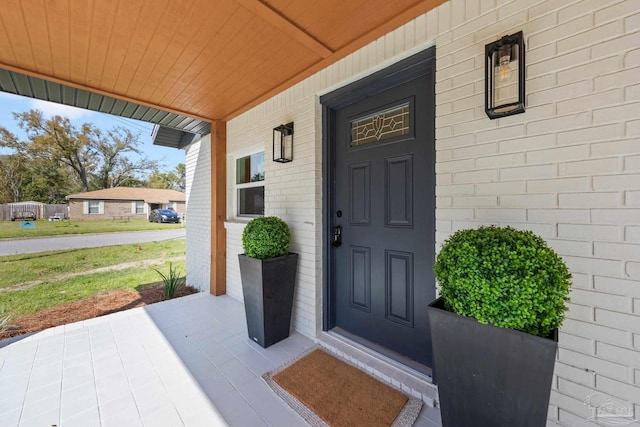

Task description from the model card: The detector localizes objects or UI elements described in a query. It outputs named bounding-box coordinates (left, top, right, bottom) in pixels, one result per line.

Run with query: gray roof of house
left=0, top=68, right=210, bottom=149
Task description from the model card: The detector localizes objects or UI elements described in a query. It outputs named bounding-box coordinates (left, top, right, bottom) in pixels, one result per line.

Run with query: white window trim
left=133, top=200, right=145, bottom=214
left=234, top=150, right=265, bottom=219
left=87, top=200, right=103, bottom=215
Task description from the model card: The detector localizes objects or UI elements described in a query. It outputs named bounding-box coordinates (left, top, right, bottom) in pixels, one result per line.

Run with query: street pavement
left=0, top=228, right=186, bottom=256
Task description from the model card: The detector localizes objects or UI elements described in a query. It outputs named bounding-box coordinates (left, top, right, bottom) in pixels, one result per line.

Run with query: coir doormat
left=263, top=348, right=423, bottom=427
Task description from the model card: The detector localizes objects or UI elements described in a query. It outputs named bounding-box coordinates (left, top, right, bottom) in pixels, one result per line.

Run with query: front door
left=325, top=50, right=436, bottom=370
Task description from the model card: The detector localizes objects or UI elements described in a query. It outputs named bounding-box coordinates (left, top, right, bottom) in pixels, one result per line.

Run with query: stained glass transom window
left=351, top=102, right=410, bottom=147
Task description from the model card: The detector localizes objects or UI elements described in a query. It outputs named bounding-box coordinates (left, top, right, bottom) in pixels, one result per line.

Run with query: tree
left=0, top=154, right=28, bottom=203
left=3, top=110, right=97, bottom=192
left=175, top=163, right=186, bottom=192
left=0, top=153, right=76, bottom=204
left=146, top=163, right=186, bottom=191
left=22, top=157, right=72, bottom=204
left=0, top=109, right=159, bottom=196
left=93, top=127, right=158, bottom=188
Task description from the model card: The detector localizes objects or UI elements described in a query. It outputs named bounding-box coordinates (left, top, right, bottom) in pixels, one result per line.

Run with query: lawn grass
left=0, top=240, right=187, bottom=318
left=0, top=218, right=182, bottom=239
left=0, top=240, right=186, bottom=289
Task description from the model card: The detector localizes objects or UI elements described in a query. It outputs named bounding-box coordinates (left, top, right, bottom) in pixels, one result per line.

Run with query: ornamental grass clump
left=154, top=262, right=186, bottom=300
left=434, top=226, right=571, bottom=338
left=242, top=216, right=291, bottom=259
left=0, top=315, right=11, bottom=334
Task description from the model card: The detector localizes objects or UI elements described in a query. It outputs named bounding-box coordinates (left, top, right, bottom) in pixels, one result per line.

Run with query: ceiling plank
left=0, top=0, right=37, bottom=70
left=43, top=0, right=70, bottom=80
left=100, top=0, right=145, bottom=93
left=68, top=0, right=93, bottom=85
left=0, top=9, right=17, bottom=66
left=224, top=0, right=446, bottom=120
left=156, top=1, right=238, bottom=108
left=85, top=0, right=119, bottom=89
left=126, top=1, right=193, bottom=102
left=112, top=0, right=171, bottom=96
left=234, top=0, right=333, bottom=59
left=21, top=0, right=55, bottom=75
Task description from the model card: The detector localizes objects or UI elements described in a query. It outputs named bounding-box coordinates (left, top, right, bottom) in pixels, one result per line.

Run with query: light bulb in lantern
left=497, top=44, right=512, bottom=82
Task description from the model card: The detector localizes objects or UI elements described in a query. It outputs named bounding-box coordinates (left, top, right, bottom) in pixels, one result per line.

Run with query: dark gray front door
left=328, top=54, right=435, bottom=370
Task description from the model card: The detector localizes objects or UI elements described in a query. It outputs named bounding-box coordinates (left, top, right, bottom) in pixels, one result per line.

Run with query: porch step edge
left=316, top=331, right=439, bottom=407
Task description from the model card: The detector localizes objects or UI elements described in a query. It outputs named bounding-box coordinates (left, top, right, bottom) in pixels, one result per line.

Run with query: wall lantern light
left=485, top=31, right=525, bottom=119
left=273, top=122, right=294, bottom=163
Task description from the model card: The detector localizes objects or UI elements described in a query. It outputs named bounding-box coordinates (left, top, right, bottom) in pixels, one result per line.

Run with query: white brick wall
left=214, top=0, right=640, bottom=425
left=226, top=95, right=322, bottom=338
left=430, top=0, right=640, bottom=424
left=184, top=136, right=211, bottom=293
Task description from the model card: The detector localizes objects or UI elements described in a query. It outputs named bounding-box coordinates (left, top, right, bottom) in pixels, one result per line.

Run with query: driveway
left=0, top=229, right=186, bottom=256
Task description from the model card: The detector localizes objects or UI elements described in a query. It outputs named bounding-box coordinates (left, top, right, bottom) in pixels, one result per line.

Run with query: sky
left=0, top=92, right=185, bottom=171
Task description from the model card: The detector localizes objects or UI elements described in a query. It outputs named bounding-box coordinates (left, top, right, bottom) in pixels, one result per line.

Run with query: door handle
left=331, top=225, right=342, bottom=248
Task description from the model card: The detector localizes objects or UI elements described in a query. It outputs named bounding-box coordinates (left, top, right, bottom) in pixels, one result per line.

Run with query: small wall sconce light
left=485, top=31, right=525, bottom=119
left=273, top=122, right=294, bottom=163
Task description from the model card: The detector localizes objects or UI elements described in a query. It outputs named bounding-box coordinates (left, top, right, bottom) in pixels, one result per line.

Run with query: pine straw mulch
left=0, top=285, right=198, bottom=340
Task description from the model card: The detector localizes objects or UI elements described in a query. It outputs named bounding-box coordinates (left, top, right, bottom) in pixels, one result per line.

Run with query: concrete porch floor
left=0, top=293, right=442, bottom=427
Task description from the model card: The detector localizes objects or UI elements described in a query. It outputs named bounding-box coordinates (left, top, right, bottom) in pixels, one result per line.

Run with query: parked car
left=148, top=209, right=180, bottom=223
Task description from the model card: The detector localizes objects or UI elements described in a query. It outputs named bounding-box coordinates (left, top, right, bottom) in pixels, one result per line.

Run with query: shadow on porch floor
left=0, top=292, right=441, bottom=426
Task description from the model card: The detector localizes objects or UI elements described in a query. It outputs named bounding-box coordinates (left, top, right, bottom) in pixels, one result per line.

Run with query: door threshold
left=316, top=330, right=439, bottom=407
left=331, top=327, right=433, bottom=376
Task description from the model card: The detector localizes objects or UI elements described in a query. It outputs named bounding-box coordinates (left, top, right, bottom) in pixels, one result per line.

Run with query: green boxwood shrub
left=434, top=226, right=571, bottom=337
left=242, top=216, right=291, bottom=259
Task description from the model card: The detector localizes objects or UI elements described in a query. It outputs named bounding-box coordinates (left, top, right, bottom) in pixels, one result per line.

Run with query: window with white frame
left=236, top=151, right=264, bottom=216
left=88, top=200, right=100, bottom=214
left=135, top=201, right=145, bottom=214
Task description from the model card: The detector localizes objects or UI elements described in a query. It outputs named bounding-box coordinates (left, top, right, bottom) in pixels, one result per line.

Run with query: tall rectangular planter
left=427, top=297, right=558, bottom=427
left=238, top=253, right=298, bottom=348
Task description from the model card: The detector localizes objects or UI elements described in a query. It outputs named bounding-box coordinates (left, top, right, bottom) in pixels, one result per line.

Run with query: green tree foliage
left=0, top=124, right=76, bottom=203
left=0, top=153, right=27, bottom=202
left=5, top=110, right=97, bottom=192
left=146, top=163, right=186, bottom=191
left=93, top=127, right=159, bottom=189
left=22, top=157, right=71, bottom=203
left=175, top=163, right=186, bottom=192
left=0, top=109, right=160, bottom=201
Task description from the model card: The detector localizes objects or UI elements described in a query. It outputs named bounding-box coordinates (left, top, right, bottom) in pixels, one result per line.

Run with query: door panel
left=349, top=162, right=371, bottom=225
left=386, top=155, right=413, bottom=227
left=349, top=246, right=371, bottom=311
left=386, top=249, right=414, bottom=326
left=330, top=66, right=435, bottom=369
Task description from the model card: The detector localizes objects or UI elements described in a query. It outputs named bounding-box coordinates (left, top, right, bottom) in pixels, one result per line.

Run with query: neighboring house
left=67, top=188, right=185, bottom=220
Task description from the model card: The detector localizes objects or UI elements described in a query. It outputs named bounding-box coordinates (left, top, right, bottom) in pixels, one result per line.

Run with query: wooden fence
left=0, top=204, right=68, bottom=221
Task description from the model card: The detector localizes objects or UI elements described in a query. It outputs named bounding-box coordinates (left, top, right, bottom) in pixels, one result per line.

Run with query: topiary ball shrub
left=242, top=216, right=291, bottom=259
left=434, top=225, right=571, bottom=338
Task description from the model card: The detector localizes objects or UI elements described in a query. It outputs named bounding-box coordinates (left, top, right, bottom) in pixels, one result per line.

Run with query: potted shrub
left=427, top=226, right=571, bottom=427
left=238, top=216, right=298, bottom=348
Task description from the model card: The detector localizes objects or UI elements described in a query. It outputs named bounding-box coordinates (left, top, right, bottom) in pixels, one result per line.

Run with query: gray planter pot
left=238, top=253, right=298, bottom=348
left=427, top=297, right=558, bottom=427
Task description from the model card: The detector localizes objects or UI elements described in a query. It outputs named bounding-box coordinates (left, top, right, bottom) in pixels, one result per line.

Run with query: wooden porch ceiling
left=0, top=0, right=445, bottom=124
